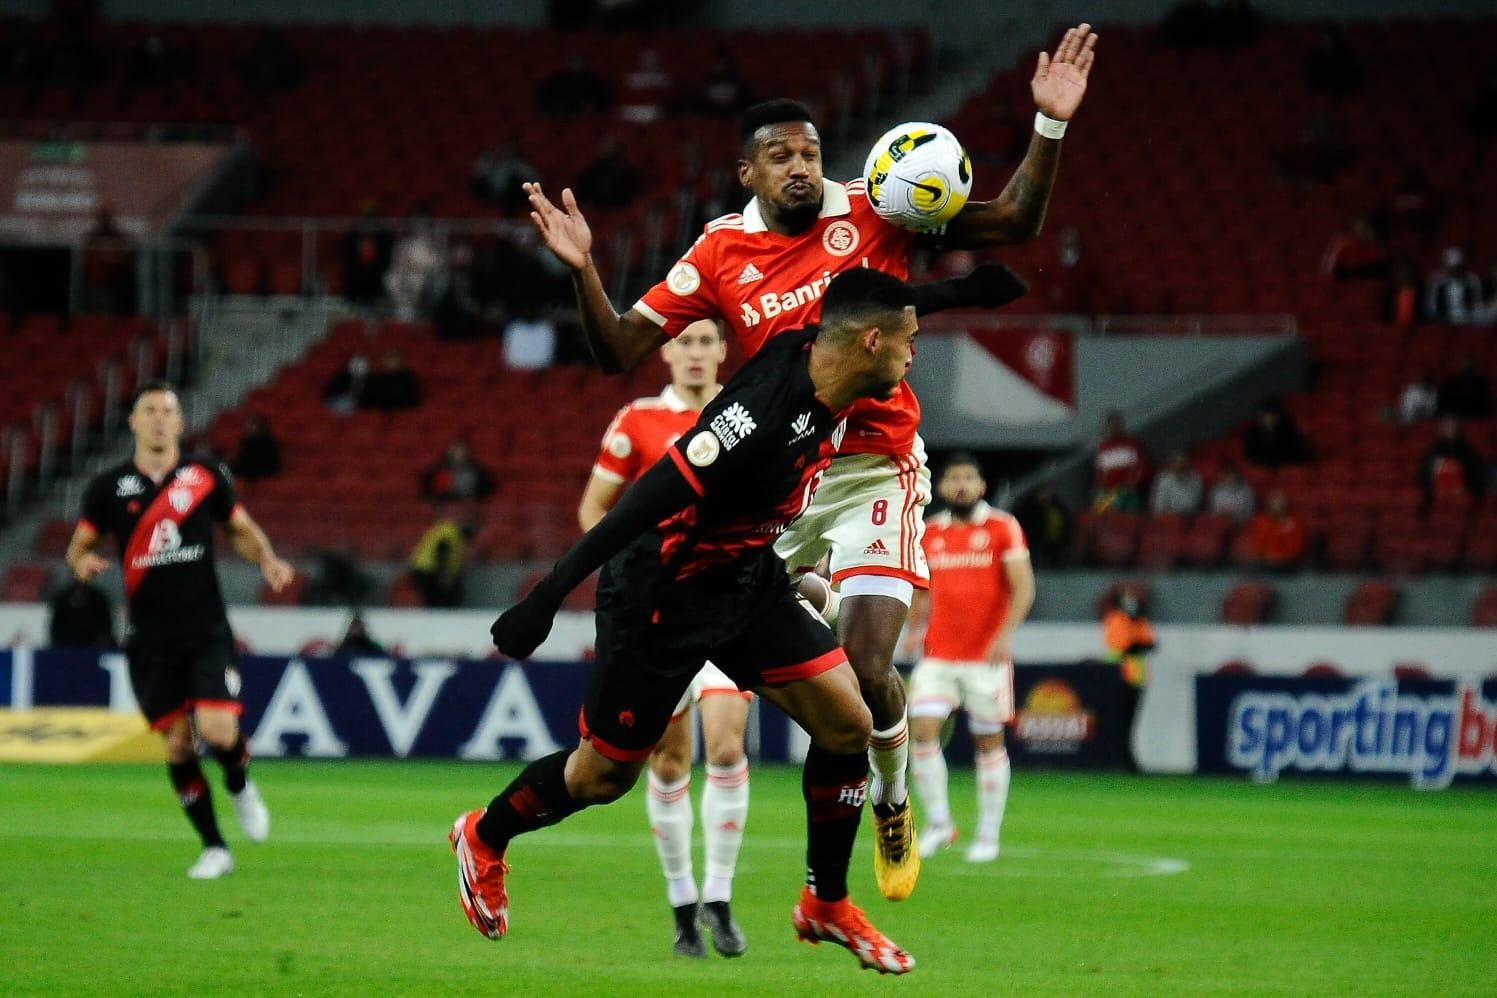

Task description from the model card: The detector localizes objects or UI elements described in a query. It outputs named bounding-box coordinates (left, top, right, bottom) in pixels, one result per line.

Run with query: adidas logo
left=737, top=262, right=765, bottom=285
left=863, top=538, right=890, bottom=557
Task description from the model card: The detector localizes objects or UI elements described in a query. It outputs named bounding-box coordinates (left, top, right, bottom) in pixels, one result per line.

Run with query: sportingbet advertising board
left=1196, top=675, right=1497, bottom=788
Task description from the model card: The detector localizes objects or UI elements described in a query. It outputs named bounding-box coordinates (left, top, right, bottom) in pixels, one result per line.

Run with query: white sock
left=910, top=739, right=950, bottom=828
left=646, top=771, right=697, bottom=907
left=975, top=747, right=1011, bottom=845
left=700, top=759, right=749, bottom=903
left=868, top=716, right=910, bottom=807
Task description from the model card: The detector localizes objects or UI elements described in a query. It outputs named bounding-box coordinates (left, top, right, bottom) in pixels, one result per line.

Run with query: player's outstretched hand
left=1032, top=22, right=1098, bottom=122
left=959, top=263, right=1029, bottom=308
left=73, top=553, right=110, bottom=583
left=490, top=593, right=561, bottom=660
left=261, top=557, right=295, bottom=593
left=524, top=182, right=592, bottom=272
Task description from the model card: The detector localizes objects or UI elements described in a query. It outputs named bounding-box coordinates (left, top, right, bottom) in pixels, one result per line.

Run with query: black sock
left=474, top=750, right=583, bottom=853
left=169, top=759, right=225, bottom=848
left=211, top=736, right=250, bottom=795
left=802, top=743, right=868, bottom=903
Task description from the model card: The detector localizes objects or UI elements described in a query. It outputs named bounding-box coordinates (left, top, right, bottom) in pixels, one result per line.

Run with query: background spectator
left=471, top=141, right=537, bottom=214
left=1241, top=489, right=1307, bottom=571
left=431, top=242, right=496, bottom=341
left=1321, top=214, right=1387, bottom=281
left=323, top=354, right=370, bottom=414
left=1476, top=261, right=1497, bottom=325
left=1425, top=247, right=1484, bottom=325
left=1395, top=367, right=1438, bottom=425
left=1013, top=484, right=1073, bottom=569
left=421, top=438, right=496, bottom=502
left=573, top=136, right=640, bottom=210
left=362, top=348, right=423, bottom=411
left=232, top=414, right=282, bottom=480
left=536, top=55, right=610, bottom=118
left=1092, top=410, right=1149, bottom=511
left=335, top=613, right=385, bottom=657
left=616, top=48, right=674, bottom=123
left=1436, top=354, right=1493, bottom=420
left=240, top=26, right=301, bottom=93
left=1102, top=586, right=1155, bottom=770
left=1039, top=226, right=1103, bottom=313
left=81, top=206, right=134, bottom=315
left=408, top=506, right=475, bottom=608
left=1149, top=452, right=1203, bottom=515
left=1304, top=22, right=1364, bottom=95
left=1386, top=163, right=1439, bottom=240
left=1419, top=418, right=1488, bottom=507
left=1242, top=399, right=1311, bottom=467
left=697, top=47, right=749, bottom=117
left=1208, top=463, right=1256, bottom=522
left=343, top=201, right=394, bottom=308
left=1381, top=259, right=1422, bottom=329
left=48, top=578, right=115, bottom=648
left=502, top=307, right=558, bottom=370
left=385, top=208, right=445, bottom=320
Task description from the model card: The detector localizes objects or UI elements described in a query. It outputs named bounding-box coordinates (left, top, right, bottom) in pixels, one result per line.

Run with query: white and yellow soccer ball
left=862, top=122, right=974, bottom=231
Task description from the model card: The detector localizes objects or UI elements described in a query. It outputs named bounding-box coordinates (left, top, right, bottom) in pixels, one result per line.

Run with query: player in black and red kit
left=65, top=382, right=295, bottom=880
left=450, top=269, right=923, bottom=973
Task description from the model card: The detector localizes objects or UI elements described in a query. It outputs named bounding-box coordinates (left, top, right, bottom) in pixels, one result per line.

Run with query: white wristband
left=1034, top=111, right=1069, bottom=140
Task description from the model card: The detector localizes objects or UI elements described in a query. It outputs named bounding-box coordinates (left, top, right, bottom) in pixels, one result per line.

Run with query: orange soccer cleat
left=792, top=887, right=915, bottom=975
left=449, top=809, right=510, bottom=940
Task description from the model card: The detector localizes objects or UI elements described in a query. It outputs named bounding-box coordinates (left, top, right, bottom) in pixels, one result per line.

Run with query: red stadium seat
left=2, top=564, right=51, bottom=602
left=1343, top=582, right=1398, bottom=626
left=1221, top=582, right=1275, bottom=625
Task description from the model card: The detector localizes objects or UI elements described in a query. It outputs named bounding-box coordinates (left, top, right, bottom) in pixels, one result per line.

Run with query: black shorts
left=581, top=535, right=845, bottom=763
left=126, top=633, right=241, bottom=731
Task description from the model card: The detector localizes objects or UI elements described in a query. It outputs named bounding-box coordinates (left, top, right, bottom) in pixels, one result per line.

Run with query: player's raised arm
left=224, top=507, right=295, bottom=593
left=524, top=182, right=667, bottom=373
left=943, top=23, right=1098, bottom=248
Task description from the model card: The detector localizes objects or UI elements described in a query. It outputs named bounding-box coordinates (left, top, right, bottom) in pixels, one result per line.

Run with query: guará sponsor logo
left=1228, top=680, right=1497, bottom=788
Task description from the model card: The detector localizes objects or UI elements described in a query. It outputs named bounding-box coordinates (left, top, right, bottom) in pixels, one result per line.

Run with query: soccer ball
left=862, top=122, right=973, bottom=231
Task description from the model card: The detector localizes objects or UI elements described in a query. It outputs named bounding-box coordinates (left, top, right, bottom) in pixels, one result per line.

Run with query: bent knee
left=820, top=702, right=873, bottom=755
left=650, top=751, right=691, bottom=784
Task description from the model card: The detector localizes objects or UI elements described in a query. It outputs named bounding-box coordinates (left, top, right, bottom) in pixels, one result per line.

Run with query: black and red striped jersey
left=659, top=328, right=847, bottom=578
left=79, top=455, right=239, bottom=642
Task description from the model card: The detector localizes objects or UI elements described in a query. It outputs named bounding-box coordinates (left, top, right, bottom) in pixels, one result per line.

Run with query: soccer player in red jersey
left=65, top=382, right=295, bottom=879
left=578, top=319, right=753, bottom=958
left=524, top=24, right=1097, bottom=900
left=904, top=454, right=1034, bottom=863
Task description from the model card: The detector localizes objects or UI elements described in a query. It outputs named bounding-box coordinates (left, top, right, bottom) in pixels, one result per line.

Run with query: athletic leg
left=645, top=710, right=704, bottom=957
left=967, top=730, right=1010, bottom=863
left=697, top=690, right=751, bottom=957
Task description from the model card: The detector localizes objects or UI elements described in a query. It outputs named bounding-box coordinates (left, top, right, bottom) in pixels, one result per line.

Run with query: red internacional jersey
left=592, top=386, right=702, bottom=486
left=634, top=179, right=920, bottom=457
left=920, top=501, right=1029, bottom=662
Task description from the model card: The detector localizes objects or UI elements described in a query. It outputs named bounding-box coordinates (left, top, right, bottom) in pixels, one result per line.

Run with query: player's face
left=662, top=320, right=726, bottom=389
left=869, top=307, right=918, bottom=399
left=128, top=390, right=184, bottom=452
left=939, top=464, right=986, bottom=511
left=739, top=123, right=823, bottom=227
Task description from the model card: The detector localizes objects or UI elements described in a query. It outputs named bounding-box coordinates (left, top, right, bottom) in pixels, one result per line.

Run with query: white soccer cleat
left=964, top=839, right=999, bottom=864
left=188, top=846, right=235, bottom=880
left=918, top=822, right=958, bottom=859
left=230, top=780, right=271, bottom=842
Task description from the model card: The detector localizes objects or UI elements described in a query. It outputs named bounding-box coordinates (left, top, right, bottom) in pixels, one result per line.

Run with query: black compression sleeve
left=912, top=262, right=1029, bottom=316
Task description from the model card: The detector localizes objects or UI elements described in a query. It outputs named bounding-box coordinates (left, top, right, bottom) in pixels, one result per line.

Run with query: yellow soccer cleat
left=871, top=801, right=921, bottom=901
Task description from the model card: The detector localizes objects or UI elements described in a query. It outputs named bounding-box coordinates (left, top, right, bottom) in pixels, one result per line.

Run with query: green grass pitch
left=2, top=761, right=1493, bottom=996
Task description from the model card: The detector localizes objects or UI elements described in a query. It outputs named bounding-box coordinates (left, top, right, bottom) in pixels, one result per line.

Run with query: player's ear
left=862, top=326, right=882, bottom=355
left=736, top=159, right=753, bottom=189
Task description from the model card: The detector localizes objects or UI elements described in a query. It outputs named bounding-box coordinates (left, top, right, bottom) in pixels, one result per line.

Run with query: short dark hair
left=739, top=99, right=816, bottom=158
left=130, top=380, right=178, bottom=409
left=818, top=268, right=916, bottom=342
left=942, top=452, right=984, bottom=478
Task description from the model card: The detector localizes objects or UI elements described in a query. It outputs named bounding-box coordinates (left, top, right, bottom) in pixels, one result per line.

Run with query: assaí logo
left=1228, top=680, right=1497, bottom=788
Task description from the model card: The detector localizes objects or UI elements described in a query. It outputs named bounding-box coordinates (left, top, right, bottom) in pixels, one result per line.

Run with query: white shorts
left=908, top=658, right=1015, bottom=735
left=774, top=439, right=932, bottom=594
left=671, top=661, right=752, bottom=719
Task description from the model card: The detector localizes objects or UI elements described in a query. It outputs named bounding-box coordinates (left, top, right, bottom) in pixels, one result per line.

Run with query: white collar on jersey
left=659, top=385, right=691, bottom=412
left=935, top=499, right=993, bottom=527
left=741, top=180, right=852, bottom=234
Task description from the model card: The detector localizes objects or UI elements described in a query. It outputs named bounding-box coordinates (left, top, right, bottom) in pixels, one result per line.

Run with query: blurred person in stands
left=905, top=454, right=1034, bottom=864
left=1386, top=164, right=1438, bottom=239
left=421, top=438, right=496, bottom=503
left=1320, top=214, right=1387, bottom=281
left=1241, top=489, right=1306, bottom=572
left=1395, top=367, right=1438, bottom=425
left=1381, top=259, right=1421, bottom=330
left=617, top=48, right=675, bottom=124
left=574, top=135, right=641, bottom=211
left=697, top=47, right=750, bottom=117
left=1148, top=451, right=1203, bottom=515
left=81, top=206, right=134, bottom=315
left=1426, top=247, right=1483, bottom=326
left=1476, top=261, right=1497, bottom=326
left=1304, top=22, right=1363, bottom=96
left=65, top=381, right=293, bottom=879
left=409, top=505, right=475, bottom=608
left=536, top=54, right=610, bottom=119
left=1207, top=462, right=1256, bottom=523
left=1039, top=226, right=1101, bottom=313
left=385, top=207, right=445, bottom=321
left=323, top=353, right=370, bottom=414
left=1014, top=484, right=1073, bottom=569
left=343, top=200, right=394, bottom=308
left=1102, top=587, right=1155, bottom=771
left=575, top=318, right=750, bottom=958
left=48, top=577, right=115, bottom=649
left=1436, top=354, right=1493, bottom=420
left=471, top=141, right=538, bottom=215
left=240, top=26, right=301, bottom=93
left=1419, top=418, right=1488, bottom=509
left=361, top=348, right=423, bottom=412
left=1092, top=410, right=1148, bottom=511
left=502, top=306, right=558, bottom=370
left=231, top=414, right=281, bottom=481
left=335, top=612, right=385, bottom=657
left=431, top=241, right=486, bottom=341
left=1242, top=399, right=1310, bottom=468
